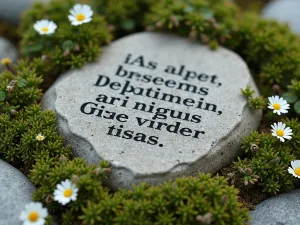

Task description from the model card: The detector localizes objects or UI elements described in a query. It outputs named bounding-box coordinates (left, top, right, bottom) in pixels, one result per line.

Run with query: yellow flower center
left=64, top=189, right=73, bottom=197
left=276, top=129, right=284, bottom=137
left=76, top=13, right=85, bottom=21
left=41, top=27, right=49, bottom=32
left=28, top=212, right=39, bottom=222
left=295, top=168, right=300, bottom=176
left=273, top=103, right=281, bottom=110
left=1, top=57, right=11, bottom=65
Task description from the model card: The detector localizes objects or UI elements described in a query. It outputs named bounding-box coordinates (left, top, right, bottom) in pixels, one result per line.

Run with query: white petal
left=83, top=17, right=92, bottom=23
left=73, top=4, right=83, bottom=14
left=279, top=137, right=285, bottom=142
left=288, top=167, right=295, bottom=175
left=292, top=160, right=300, bottom=168
left=68, top=15, right=76, bottom=22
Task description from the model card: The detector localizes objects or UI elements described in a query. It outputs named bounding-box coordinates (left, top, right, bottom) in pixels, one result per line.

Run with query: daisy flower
left=288, top=160, right=300, bottom=178
left=271, top=122, right=293, bottom=142
left=33, top=20, right=57, bottom=35
left=54, top=179, right=78, bottom=205
left=268, top=95, right=290, bottom=115
left=19, top=202, right=48, bottom=225
left=68, top=4, right=93, bottom=26
left=36, top=133, right=45, bottom=141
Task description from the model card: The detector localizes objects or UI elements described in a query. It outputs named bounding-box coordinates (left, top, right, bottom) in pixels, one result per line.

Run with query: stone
left=262, top=0, right=300, bottom=35
left=250, top=190, right=300, bottom=225
left=0, top=160, right=36, bottom=225
left=0, top=0, right=49, bottom=24
left=42, top=32, right=262, bottom=190
left=0, top=37, right=18, bottom=72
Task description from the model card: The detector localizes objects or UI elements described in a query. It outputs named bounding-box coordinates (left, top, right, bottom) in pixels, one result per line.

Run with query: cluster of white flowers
left=267, top=96, right=300, bottom=179
left=20, top=179, right=78, bottom=225
left=33, top=4, right=93, bottom=35
left=268, top=96, right=292, bottom=142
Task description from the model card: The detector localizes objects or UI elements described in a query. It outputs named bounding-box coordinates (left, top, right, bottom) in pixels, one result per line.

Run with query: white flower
left=68, top=4, right=93, bottom=26
left=36, top=133, right=45, bottom=141
left=288, top=160, right=300, bottom=178
left=53, top=179, right=78, bottom=205
left=268, top=95, right=290, bottom=115
left=19, top=202, right=48, bottom=225
left=33, top=20, right=57, bottom=35
left=271, top=122, right=293, bottom=142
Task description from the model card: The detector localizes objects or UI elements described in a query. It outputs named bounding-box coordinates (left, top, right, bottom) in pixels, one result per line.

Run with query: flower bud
left=250, top=144, right=259, bottom=153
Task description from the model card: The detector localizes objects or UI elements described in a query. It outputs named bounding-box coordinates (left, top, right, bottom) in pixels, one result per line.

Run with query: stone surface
left=0, top=160, right=36, bottom=225
left=262, top=0, right=300, bottom=35
left=0, top=0, right=49, bottom=24
left=42, top=32, right=262, bottom=190
left=250, top=190, right=300, bottom=225
left=0, top=37, right=18, bottom=72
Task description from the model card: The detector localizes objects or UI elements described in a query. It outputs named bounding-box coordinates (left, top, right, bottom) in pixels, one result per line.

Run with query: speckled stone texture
left=262, top=0, right=300, bottom=35
left=0, top=37, right=18, bottom=72
left=42, top=32, right=262, bottom=190
left=0, top=0, right=49, bottom=24
left=0, top=160, right=35, bottom=225
left=250, top=190, right=300, bottom=225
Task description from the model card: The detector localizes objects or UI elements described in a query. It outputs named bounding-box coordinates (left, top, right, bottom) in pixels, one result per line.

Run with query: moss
left=19, top=0, right=111, bottom=75
left=91, top=0, right=155, bottom=37
left=80, top=174, right=248, bottom=225
left=2, top=0, right=300, bottom=224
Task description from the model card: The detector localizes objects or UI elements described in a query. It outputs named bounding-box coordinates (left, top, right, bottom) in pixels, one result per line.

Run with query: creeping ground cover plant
left=1, top=0, right=300, bottom=224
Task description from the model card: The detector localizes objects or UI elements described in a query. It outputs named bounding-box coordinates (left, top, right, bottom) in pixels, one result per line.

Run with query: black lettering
left=134, top=133, right=147, bottom=142
left=80, top=102, right=98, bottom=115
left=115, top=65, right=127, bottom=77
left=122, top=130, right=134, bottom=139
left=191, top=115, right=202, bottom=123
left=180, top=128, right=192, bottom=136
left=147, top=61, right=158, bottom=70
left=94, top=75, right=110, bottom=87
left=147, top=136, right=159, bottom=145
left=116, top=114, right=128, bottom=122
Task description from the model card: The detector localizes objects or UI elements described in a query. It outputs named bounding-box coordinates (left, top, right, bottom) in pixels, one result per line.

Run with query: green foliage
left=19, top=0, right=111, bottom=75
left=282, top=80, right=300, bottom=114
left=3, top=0, right=300, bottom=223
left=240, top=86, right=266, bottom=110
left=0, top=104, right=72, bottom=170
left=30, top=157, right=111, bottom=225
left=80, top=174, right=248, bottom=225
left=144, top=0, right=239, bottom=48
left=230, top=117, right=300, bottom=195
left=0, top=61, right=42, bottom=114
left=91, top=0, right=155, bottom=36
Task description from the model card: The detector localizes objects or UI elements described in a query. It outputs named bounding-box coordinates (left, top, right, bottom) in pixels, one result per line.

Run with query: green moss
left=2, top=0, right=300, bottom=224
left=19, top=0, right=111, bottom=75
left=91, top=0, right=155, bottom=37
left=80, top=174, right=248, bottom=225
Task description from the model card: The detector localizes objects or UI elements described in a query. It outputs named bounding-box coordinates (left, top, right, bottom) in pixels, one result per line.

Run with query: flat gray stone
left=0, top=37, right=18, bottom=72
left=0, top=160, right=35, bottom=225
left=262, top=0, right=300, bottom=34
left=42, top=32, right=262, bottom=190
left=250, top=190, right=300, bottom=225
left=0, top=0, right=49, bottom=24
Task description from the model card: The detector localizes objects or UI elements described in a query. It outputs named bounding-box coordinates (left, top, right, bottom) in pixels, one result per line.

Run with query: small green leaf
left=23, top=42, right=43, bottom=55
left=0, top=91, right=6, bottom=101
left=282, top=92, right=298, bottom=103
left=62, top=40, right=74, bottom=51
left=122, top=19, right=135, bottom=32
left=17, top=79, right=27, bottom=88
left=199, top=8, right=214, bottom=20
left=184, top=6, right=194, bottom=13
left=294, top=101, right=300, bottom=114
